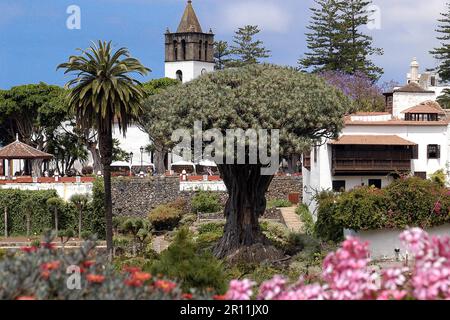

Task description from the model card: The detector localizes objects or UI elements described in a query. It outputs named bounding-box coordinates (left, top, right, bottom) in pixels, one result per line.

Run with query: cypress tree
left=430, top=3, right=450, bottom=82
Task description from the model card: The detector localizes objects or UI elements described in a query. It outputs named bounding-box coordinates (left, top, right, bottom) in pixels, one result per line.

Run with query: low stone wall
left=111, top=175, right=303, bottom=217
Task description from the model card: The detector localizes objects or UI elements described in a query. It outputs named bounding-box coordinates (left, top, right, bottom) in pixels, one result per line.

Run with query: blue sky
left=0, top=0, right=447, bottom=89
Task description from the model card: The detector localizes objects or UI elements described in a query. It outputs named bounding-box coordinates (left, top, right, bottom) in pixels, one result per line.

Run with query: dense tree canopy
left=144, top=64, right=350, bottom=258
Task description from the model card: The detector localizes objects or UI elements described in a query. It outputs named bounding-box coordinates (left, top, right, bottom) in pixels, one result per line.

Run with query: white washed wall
left=0, top=183, right=93, bottom=201
left=345, top=224, right=450, bottom=260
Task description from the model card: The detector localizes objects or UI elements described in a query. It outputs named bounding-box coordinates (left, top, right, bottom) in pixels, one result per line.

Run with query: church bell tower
left=165, top=0, right=215, bottom=83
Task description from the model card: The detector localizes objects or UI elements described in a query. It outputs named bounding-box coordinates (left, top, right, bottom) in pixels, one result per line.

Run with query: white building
left=111, top=0, right=214, bottom=170
left=303, top=59, right=450, bottom=215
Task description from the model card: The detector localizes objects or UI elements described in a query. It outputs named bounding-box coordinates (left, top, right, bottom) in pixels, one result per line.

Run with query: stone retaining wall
left=111, top=175, right=302, bottom=217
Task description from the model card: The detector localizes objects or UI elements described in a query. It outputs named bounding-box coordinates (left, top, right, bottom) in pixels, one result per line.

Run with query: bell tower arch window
left=204, top=41, right=208, bottom=61
left=199, top=40, right=203, bottom=60
left=173, top=40, right=178, bottom=61
left=181, top=40, right=186, bottom=60
left=176, top=70, right=183, bottom=82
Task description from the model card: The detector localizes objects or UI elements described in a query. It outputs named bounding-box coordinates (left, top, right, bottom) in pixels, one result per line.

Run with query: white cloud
left=212, top=1, right=293, bottom=33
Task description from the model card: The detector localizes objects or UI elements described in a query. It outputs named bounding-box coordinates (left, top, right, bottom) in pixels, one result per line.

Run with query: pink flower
left=382, top=268, right=408, bottom=291
left=257, top=275, right=287, bottom=300
left=226, top=279, right=256, bottom=300
left=377, top=290, right=408, bottom=300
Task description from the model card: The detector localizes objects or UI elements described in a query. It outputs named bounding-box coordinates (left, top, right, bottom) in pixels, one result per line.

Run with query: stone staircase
left=279, top=206, right=304, bottom=233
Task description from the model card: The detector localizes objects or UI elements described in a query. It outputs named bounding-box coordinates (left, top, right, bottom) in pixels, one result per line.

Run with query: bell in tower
left=165, top=0, right=215, bottom=83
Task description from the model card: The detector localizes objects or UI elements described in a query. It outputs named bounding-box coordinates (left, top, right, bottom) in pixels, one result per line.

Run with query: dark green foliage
left=213, top=40, right=232, bottom=70
left=284, top=232, right=306, bottom=256
left=300, top=0, right=383, bottom=81
left=150, top=228, right=227, bottom=293
left=229, top=25, right=271, bottom=66
left=430, top=3, right=450, bottom=82
left=437, top=89, right=450, bottom=108
left=314, top=191, right=343, bottom=242
left=191, top=191, right=222, bottom=213
left=267, top=198, right=292, bottom=208
left=89, top=178, right=106, bottom=239
left=315, top=177, right=450, bottom=241
left=296, top=204, right=315, bottom=236
left=148, top=205, right=182, bottom=231
left=0, top=181, right=106, bottom=239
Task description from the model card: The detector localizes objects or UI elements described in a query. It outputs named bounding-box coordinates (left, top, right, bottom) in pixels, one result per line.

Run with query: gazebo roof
left=0, top=139, right=53, bottom=160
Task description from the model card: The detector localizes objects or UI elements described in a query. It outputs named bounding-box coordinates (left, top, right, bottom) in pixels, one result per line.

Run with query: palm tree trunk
left=78, top=208, right=82, bottom=239
left=99, top=128, right=114, bottom=260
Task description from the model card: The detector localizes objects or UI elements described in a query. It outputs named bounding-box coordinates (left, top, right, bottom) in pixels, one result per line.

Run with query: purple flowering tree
left=319, top=71, right=389, bottom=113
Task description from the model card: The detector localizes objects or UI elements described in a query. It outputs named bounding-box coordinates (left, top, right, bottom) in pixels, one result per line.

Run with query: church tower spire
left=165, top=1, right=215, bottom=83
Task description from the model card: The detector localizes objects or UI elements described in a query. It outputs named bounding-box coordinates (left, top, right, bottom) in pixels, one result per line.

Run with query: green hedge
left=315, top=177, right=450, bottom=241
left=0, top=178, right=106, bottom=239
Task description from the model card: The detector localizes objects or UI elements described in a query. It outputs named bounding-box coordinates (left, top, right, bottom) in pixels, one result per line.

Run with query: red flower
left=86, top=274, right=105, bottom=284
left=20, top=246, right=37, bottom=253
left=182, top=293, right=193, bottom=300
left=41, top=242, right=55, bottom=250
left=16, top=296, right=36, bottom=300
left=133, top=272, right=152, bottom=282
left=213, top=295, right=227, bottom=300
left=123, top=266, right=141, bottom=274
left=82, top=260, right=95, bottom=268
left=41, top=260, right=61, bottom=271
left=124, top=278, right=143, bottom=287
left=154, top=280, right=177, bottom=293
left=41, top=270, right=50, bottom=280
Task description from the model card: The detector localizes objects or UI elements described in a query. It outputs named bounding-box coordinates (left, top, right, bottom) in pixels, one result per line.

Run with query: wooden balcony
left=332, top=159, right=411, bottom=175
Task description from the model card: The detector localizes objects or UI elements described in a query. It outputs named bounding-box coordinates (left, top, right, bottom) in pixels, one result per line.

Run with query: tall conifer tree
left=230, top=25, right=271, bottom=66
left=430, top=3, right=450, bottom=82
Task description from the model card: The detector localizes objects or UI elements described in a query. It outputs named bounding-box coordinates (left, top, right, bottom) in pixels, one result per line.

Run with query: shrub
left=150, top=228, right=228, bottom=293
left=196, top=222, right=225, bottom=250
left=314, top=191, right=343, bottom=242
left=191, top=191, right=222, bottom=214
left=89, top=178, right=106, bottom=239
left=148, top=205, right=182, bottom=231
left=430, top=169, right=447, bottom=187
left=334, top=186, right=387, bottom=231
left=267, top=198, right=292, bottom=208
left=314, top=177, right=450, bottom=240
left=179, top=214, right=197, bottom=227
left=296, top=204, right=315, bottom=236
left=81, top=166, right=93, bottom=175
left=197, top=222, right=224, bottom=235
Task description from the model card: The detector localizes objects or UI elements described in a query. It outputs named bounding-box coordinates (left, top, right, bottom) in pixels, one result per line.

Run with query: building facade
left=303, top=59, right=450, bottom=215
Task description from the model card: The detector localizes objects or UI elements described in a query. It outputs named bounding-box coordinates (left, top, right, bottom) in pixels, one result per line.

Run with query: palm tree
left=69, top=194, right=90, bottom=239
left=58, top=41, right=150, bottom=258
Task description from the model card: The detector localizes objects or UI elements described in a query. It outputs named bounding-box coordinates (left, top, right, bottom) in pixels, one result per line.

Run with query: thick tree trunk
left=31, top=159, right=43, bottom=177
left=87, top=142, right=102, bottom=173
left=213, top=164, right=274, bottom=258
left=154, top=146, right=167, bottom=175
left=99, top=128, right=114, bottom=260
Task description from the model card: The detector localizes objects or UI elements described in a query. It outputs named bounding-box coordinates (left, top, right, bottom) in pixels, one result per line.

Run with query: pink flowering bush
left=225, top=228, right=450, bottom=300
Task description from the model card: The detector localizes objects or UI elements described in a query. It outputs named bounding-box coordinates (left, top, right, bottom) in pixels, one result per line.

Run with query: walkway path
left=152, top=235, right=170, bottom=253
left=280, top=206, right=304, bottom=233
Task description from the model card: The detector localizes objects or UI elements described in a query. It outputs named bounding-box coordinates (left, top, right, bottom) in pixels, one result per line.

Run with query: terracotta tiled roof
left=402, top=100, right=446, bottom=114
left=177, top=1, right=203, bottom=33
left=330, top=135, right=417, bottom=146
left=352, top=112, right=391, bottom=116
left=344, top=117, right=449, bottom=126
left=0, top=140, right=53, bottom=160
left=394, top=82, right=435, bottom=93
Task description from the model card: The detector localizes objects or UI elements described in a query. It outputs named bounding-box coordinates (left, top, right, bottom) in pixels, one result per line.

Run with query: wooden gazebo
left=0, top=137, right=53, bottom=177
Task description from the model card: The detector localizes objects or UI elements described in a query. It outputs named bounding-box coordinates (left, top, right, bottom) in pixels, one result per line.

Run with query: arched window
left=173, top=40, right=178, bottom=61
left=204, top=41, right=208, bottom=61
left=176, top=70, right=183, bottom=82
left=181, top=40, right=186, bottom=60
left=199, top=40, right=203, bottom=60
